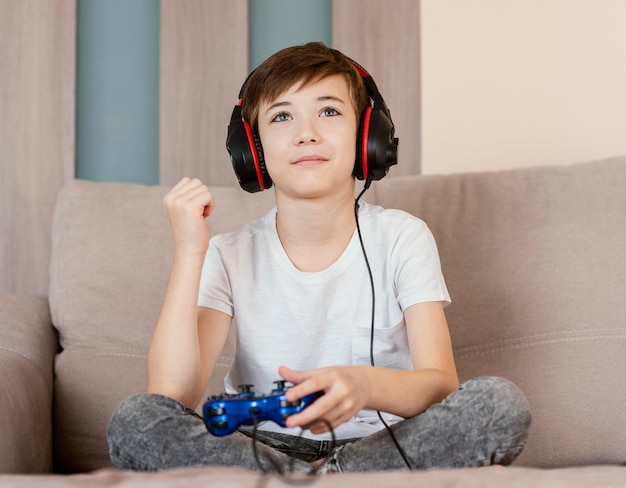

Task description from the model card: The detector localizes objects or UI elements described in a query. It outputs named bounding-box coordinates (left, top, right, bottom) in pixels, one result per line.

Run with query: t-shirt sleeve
left=392, top=216, right=451, bottom=310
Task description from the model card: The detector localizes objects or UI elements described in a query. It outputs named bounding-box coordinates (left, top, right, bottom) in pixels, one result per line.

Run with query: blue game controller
left=203, top=381, right=323, bottom=436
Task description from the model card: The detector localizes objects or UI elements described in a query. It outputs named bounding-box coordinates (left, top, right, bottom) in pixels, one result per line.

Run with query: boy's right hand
left=163, top=177, right=216, bottom=257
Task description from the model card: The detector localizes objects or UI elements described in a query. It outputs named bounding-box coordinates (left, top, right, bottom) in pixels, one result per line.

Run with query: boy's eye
left=271, top=112, right=292, bottom=123
left=320, top=107, right=339, bottom=117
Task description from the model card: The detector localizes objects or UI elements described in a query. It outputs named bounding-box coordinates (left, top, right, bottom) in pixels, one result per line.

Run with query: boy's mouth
left=292, top=155, right=329, bottom=166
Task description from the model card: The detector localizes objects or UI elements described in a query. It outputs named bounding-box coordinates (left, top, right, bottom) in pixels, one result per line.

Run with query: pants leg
left=106, top=393, right=314, bottom=473
left=326, top=376, right=532, bottom=473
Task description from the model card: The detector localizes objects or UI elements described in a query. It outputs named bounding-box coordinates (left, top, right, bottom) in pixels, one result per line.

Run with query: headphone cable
left=354, top=179, right=414, bottom=471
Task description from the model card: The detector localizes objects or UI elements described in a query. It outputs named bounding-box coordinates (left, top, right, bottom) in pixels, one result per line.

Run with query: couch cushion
left=0, top=294, right=55, bottom=473
left=49, top=180, right=274, bottom=472
left=370, top=156, right=626, bottom=467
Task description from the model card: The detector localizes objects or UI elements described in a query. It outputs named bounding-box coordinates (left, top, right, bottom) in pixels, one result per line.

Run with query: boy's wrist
left=172, top=248, right=206, bottom=266
left=353, top=365, right=376, bottom=409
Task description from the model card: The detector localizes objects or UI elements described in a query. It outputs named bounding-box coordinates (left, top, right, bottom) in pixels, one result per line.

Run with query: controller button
left=281, top=399, right=301, bottom=407
left=211, top=421, right=228, bottom=429
left=207, top=407, right=225, bottom=416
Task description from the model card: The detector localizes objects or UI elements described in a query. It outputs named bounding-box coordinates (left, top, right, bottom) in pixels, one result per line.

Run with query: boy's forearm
left=359, top=365, right=459, bottom=418
left=147, top=253, right=206, bottom=406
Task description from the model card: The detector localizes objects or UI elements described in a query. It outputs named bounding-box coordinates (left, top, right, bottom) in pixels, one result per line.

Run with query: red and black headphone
left=226, top=59, right=399, bottom=193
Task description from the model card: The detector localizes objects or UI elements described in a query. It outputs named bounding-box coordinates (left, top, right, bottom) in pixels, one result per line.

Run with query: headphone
left=226, top=59, right=399, bottom=193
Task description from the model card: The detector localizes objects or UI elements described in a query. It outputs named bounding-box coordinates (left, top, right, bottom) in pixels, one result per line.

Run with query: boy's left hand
left=278, top=365, right=370, bottom=434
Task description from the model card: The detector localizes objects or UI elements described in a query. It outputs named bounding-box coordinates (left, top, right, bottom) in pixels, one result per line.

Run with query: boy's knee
left=106, top=393, right=184, bottom=470
left=461, top=376, right=532, bottom=463
left=108, top=393, right=156, bottom=437
left=468, top=376, right=531, bottom=428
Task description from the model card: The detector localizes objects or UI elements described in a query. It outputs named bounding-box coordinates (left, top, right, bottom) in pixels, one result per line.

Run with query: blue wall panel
left=76, top=0, right=159, bottom=184
left=249, top=0, right=332, bottom=70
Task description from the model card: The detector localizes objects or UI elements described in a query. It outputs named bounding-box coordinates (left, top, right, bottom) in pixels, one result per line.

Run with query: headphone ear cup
left=355, top=106, right=398, bottom=181
left=226, top=105, right=272, bottom=193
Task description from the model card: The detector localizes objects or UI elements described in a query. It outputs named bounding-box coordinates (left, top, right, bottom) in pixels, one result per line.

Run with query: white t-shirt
left=198, top=201, right=450, bottom=440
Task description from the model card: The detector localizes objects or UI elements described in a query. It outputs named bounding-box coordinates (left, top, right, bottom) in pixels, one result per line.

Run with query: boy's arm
left=147, top=178, right=232, bottom=409
left=282, top=301, right=459, bottom=432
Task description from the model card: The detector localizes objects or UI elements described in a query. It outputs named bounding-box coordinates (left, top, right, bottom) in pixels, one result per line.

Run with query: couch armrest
left=0, top=294, right=57, bottom=473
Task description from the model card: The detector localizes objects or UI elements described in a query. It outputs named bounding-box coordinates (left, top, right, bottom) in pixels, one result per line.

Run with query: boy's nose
left=295, top=120, right=321, bottom=145
left=297, top=135, right=319, bottom=145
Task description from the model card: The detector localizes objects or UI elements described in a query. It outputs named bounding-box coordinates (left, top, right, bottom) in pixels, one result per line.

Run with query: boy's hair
left=241, top=42, right=369, bottom=131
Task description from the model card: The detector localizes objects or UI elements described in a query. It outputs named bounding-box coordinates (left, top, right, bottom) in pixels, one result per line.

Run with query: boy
left=107, top=42, right=530, bottom=473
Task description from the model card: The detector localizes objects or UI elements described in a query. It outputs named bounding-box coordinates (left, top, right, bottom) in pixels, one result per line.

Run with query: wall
left=0, top=0, right=75, bottom=295
left=3, top=0, right=626, bottom=294
left=420, top=0, right=626, bottom=174
left=159, top=0, right=248, bottom=187
left=334, top=0, right=421, bottom=177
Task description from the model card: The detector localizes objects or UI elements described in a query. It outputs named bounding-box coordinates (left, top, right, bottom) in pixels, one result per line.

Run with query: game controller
left=203, top=381, right=323, bottom=436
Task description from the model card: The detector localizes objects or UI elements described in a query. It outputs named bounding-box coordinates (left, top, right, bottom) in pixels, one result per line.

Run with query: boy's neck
left=274, top=186, right=358, bottom=272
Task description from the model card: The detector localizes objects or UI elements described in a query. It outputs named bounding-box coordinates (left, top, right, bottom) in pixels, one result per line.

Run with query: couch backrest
left=368, top=157, right=626, bottom=468
left=49, top=157, right=626, bottom=472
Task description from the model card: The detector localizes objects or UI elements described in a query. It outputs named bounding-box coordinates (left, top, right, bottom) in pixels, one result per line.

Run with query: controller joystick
left=273, top=380, right=287, bottom=391
left=203, top=381, right=323, bottom=436
left=238, top=384, right=255, bottom=395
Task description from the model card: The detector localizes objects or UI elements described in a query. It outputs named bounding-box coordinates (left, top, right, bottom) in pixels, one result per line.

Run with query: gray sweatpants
left=106, top=376, right=531, bottom=474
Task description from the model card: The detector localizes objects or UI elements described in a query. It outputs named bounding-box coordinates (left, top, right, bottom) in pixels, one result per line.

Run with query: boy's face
left=257, top=74, right=358, bottom=200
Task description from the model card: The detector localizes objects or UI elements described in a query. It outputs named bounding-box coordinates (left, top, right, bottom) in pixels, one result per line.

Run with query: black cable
left=251, top=414, right=284, bottom=475
left=354, top=179, right=414, bottom=471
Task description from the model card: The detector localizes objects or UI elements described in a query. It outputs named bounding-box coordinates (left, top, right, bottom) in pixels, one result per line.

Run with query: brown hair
left=241, top=42, right=369, bottom=131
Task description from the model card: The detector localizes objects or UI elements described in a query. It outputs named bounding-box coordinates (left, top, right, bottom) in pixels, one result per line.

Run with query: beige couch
left=1, top=157, right=625, bottom=487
